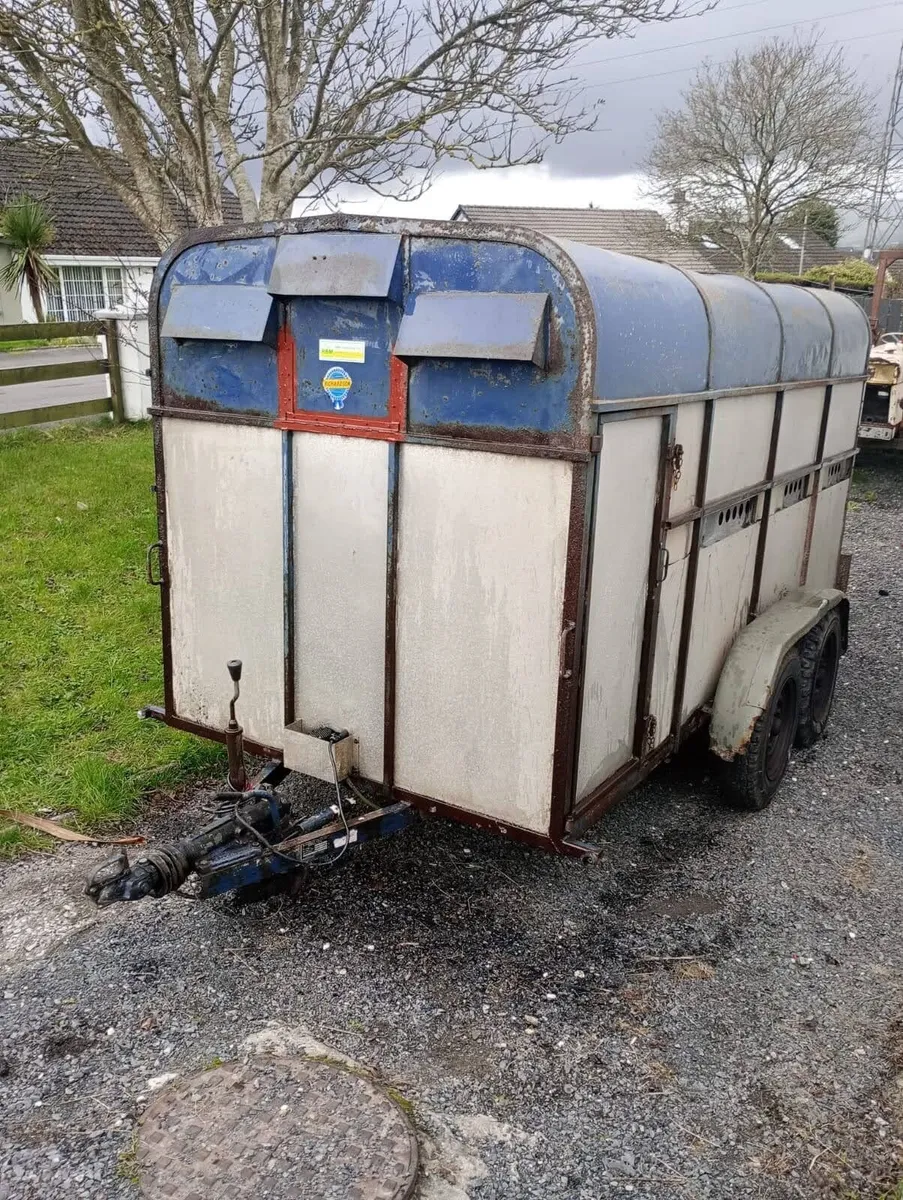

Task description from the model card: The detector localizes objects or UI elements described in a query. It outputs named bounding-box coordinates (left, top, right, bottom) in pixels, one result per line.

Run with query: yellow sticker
left=319, top=338, right=366, bottom=364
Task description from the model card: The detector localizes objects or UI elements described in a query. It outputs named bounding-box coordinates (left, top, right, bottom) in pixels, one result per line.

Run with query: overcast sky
left=312, top=0, right=903, bottom=248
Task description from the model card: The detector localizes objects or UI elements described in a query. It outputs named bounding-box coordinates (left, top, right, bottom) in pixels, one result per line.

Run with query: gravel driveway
left=2, top=455, right=902, bottom=1200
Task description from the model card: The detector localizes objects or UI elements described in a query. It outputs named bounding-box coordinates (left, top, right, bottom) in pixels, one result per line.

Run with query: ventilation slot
left=701, top=495, right=759, bottom=547
left=823, top=457, right=853, bottom=489
left=778, top=473, right=810, bottom=511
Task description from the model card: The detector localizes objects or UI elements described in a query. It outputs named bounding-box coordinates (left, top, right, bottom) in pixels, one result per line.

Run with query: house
left=694, top=228, right=847, bottom=275
left=0, top=141, right=241, bottom=324
left=451, top=205, right=713, bottom=272
left=451, top=204, right=848, bottom=276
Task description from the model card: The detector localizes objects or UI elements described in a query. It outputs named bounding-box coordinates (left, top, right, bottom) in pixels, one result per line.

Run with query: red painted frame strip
left=275, top=312, right=407, bottom=441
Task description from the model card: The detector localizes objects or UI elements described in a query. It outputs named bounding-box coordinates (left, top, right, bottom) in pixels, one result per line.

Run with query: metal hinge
left=590, top=434, right=602, bottom=453
left=669, top=442, right=684, bottom=489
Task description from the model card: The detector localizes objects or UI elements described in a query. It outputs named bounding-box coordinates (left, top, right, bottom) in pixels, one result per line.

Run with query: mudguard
left=710, top=589, right=849, bottom=761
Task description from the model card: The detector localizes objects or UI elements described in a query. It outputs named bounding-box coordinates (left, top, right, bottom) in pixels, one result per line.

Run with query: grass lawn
left=0, top=422, right=224, bottom=854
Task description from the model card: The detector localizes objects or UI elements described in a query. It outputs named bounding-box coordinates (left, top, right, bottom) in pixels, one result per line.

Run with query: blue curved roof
left=812, top=288, right=872, bottom=377
left=559, top=240, right=709, bottom=401
left=151, top=216, right=871, bottom=436
left=757, top=283, right=832, bottom=382
left=560, top=239, right=870, bottom=403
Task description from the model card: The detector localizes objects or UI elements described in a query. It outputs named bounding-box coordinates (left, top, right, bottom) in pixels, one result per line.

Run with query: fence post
left=105, top=318, right=125, bottom=424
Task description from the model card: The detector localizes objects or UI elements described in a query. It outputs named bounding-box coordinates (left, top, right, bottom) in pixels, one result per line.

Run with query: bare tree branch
left=1, top=0, right=698, bottom=248
left=645, top=34, right=878, bottom=275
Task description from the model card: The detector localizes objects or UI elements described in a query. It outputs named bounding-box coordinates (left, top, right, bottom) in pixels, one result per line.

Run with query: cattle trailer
left=87, top=216, right=868, bottom=906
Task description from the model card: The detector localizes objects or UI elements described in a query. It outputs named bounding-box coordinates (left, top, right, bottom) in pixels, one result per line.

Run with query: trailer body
left=146, top=217, right=868, bottom=849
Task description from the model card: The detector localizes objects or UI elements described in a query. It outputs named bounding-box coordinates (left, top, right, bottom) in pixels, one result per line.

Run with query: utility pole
left=864, top=39, right=903, bottom=258
left=798, top=209, right=808, bottom=276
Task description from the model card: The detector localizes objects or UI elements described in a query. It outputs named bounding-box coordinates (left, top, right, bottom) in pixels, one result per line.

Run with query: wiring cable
left=228, top=736, right=353, bottom=874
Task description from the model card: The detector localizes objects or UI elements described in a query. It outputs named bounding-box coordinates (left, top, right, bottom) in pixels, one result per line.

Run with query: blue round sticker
left=322, top=366, right=352, bottom=410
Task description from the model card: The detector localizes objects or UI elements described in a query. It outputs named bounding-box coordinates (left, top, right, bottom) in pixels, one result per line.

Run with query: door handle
left=146, top=541, right=165, bottom=586
left=656, top=544, right=670, bottom=585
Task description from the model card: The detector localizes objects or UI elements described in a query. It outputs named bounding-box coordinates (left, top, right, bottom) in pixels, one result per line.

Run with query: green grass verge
left=0, top=422, right=224, bottom=854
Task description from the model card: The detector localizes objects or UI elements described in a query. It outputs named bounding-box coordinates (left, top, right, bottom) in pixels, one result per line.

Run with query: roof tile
left=0, top=140, right=242, bottom=258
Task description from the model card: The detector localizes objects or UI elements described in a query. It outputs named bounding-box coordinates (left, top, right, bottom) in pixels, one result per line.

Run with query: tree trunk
left=26, top=264, right=45, bottom=323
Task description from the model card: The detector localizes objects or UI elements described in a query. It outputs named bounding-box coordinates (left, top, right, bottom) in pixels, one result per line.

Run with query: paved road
left=0, top=344, right=108, bottom=415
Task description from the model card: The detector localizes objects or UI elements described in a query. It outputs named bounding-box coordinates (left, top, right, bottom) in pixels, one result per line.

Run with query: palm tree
left=0, top=195, right=56, bottom=323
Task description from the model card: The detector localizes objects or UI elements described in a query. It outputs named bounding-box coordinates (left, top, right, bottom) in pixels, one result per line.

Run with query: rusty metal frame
left=799, top=384, right=834, bottom=586
left=282, top=430, right=296, bottom=728
left=563, top=404, right=676, bottom=824
left=383, top=440, right=401, bottom=790
left=148, top=404, right=272, bottom=428
left=151, top=413, right=175, bottom=716
left=633, top=409, right=678, bottom=757
left=391, top=784, right=595, bottom=857
left=549, top=461, right=590, bottom=838
left=668, top=401, right=714, bottom=745
left=749, top=389, right=783, bottom=617
left=870, top=249, right=903, bottom=339
left=591, top=375, right=866, bottom=414
left=404, top=433, right=590, bottom=462
left=141, top=705, right=283, bottom=759
left=566, top=418, right=602, bottom=818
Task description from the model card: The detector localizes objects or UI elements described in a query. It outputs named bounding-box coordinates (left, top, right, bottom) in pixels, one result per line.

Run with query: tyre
left=795, top=610, right=842, bottom=749
left=721, top=652, right=802, bottom=811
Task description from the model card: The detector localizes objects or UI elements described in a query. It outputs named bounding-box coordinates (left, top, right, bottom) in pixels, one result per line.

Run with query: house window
left=43, top=265, right=125, bottom=321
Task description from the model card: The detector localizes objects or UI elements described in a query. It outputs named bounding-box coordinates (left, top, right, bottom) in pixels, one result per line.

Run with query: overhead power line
left=577, top=0, right=902, bottom=72
left=582, top=23, right=901, bottom=89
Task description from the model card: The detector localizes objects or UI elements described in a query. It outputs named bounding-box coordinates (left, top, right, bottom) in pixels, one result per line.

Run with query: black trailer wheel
left=795, top=610, right=842, bottom=749
left=721, top=652, right=802, bottom=811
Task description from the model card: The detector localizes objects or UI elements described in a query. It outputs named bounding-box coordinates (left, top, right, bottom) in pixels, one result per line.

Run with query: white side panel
left=757, top=499, right=810, bottom=609
left=682, top=525, right=758, bottom=718
left=649, top=523, right=692, bottom=746
left=394, top=447, right=572, bottom=834
left=672, top=401, right=705, bottom=518
left=164, top=420, right=284, bottom=748
left=705, top=393, right=774, bottom=501
left=577, top=417, right=662, bottom=799
left=774, top=387, right=824, bottom=476
left=823, top=382, right=864, bottom=459
left=293, top=434, right=387, bottom=782
left=807, top=477, right=851, bottom=592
